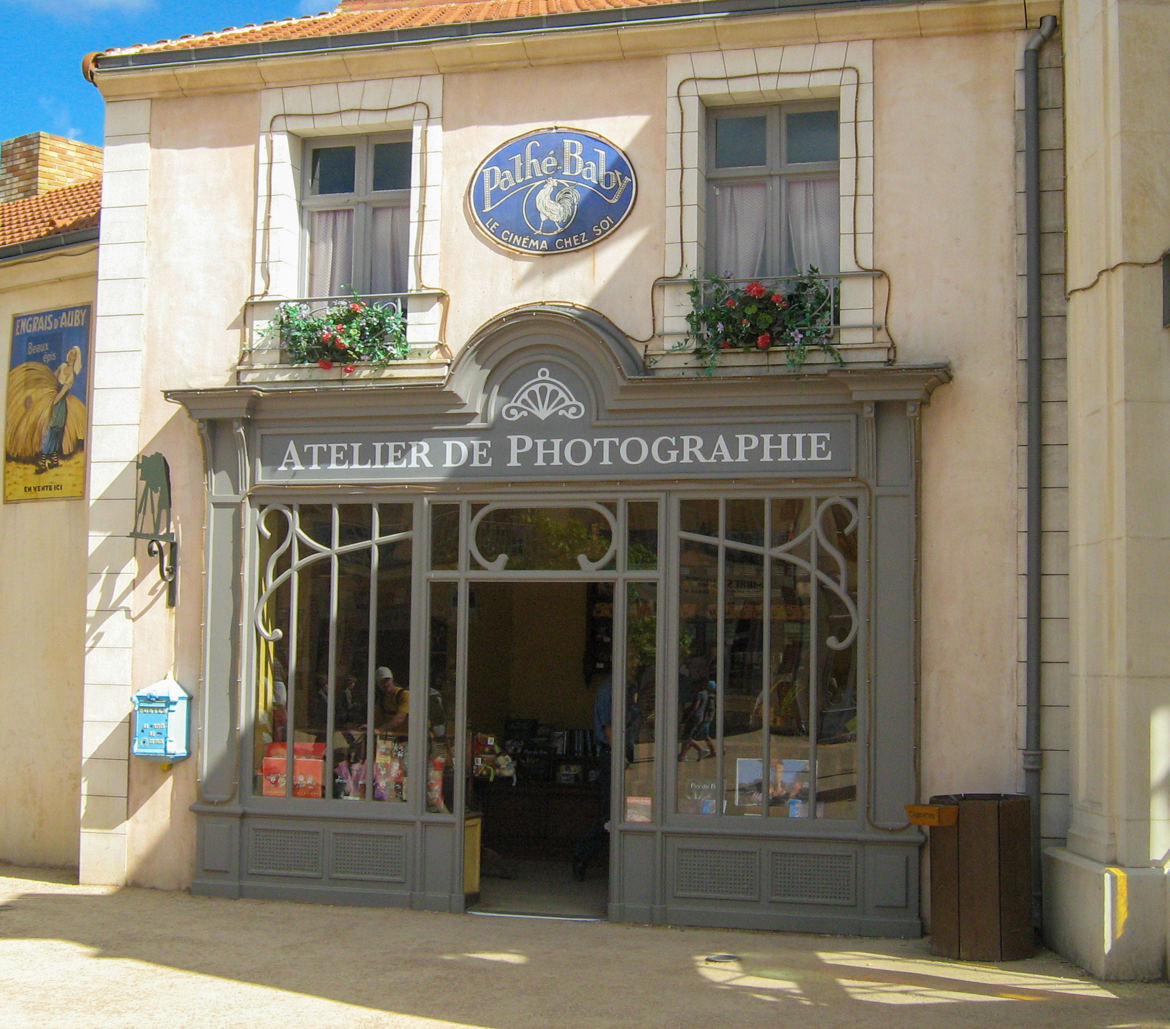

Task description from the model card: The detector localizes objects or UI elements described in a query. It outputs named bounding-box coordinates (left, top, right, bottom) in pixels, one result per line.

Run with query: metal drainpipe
left=1024, top=13, right=1058, bottom=930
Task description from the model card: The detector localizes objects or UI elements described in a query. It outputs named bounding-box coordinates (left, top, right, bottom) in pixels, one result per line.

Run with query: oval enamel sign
left=468, top=128, right=637, bottom=255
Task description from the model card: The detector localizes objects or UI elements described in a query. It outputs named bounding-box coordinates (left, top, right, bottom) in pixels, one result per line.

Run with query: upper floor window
left=304, top=135, right=411, bottom=297
left=706, top=104, right=839, bottom=278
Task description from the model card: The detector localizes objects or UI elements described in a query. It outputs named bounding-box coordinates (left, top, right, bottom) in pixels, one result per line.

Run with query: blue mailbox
left=132, top=676, right=191, bottom=763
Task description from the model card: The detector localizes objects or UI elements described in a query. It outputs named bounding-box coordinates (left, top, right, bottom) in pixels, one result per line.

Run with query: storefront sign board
left=259, top=364, right=855, bottom=484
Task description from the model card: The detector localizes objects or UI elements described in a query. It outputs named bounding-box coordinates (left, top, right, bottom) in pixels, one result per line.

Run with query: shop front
left=172, top=309, right=947, bottom=936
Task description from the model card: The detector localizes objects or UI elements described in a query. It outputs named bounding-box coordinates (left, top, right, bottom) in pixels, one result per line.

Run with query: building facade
left=0, top=133, right=101, bottom=871
left=3, top=0, right=1167, bottom=978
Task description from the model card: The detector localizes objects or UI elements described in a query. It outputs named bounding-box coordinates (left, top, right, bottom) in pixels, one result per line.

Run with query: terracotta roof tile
left=0, top=178, right=101, bottom=250
left=96, top=0, right=683, bottom=57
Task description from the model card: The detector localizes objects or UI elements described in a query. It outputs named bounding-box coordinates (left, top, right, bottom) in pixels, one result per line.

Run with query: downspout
left=1024, top=13, right=1058, bottom=930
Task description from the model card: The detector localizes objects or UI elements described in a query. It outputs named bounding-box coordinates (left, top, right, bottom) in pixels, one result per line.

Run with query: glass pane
left=373, top=141, right=411, bottom=191
left=471, top=506, right=615, bottom=571
left=281, top=506, right=333, bottom=800
left=308, top=208, right=354, bottom=297
left=370, top=204, right=410, bottom=295
left=725, top=498, right=764, bottom=549
left=766, top=554, right=812, bottom=818
left=332, top=511, right=372, bottom=799
left=680, top=497, right=719, bottom=537
left=722, top=550, right=764, bottom=816
left=310, top=145, right=355, bottom=195
left=677, top=539, right=719, bottom=815
left=372, top=529, right=413, bottom=803
left=714, top=115, right=767, bottom=168
left=814, top=499, right=859, bottom=819
left=623, top=582, right=656, bottom=823
left=430, top=503, right=460, bottom=570
left=771, top=497, right=812, bottom=549
left=712, top=180, right=768, bottom=280
left=378, top=502, right=413, bottom=537
left=781, top=176, right=839, bottom=276
left=427, top=582, right=457, bottom=813
left=627, top=500, right=658, bottom=570
left=786, top=109, right=838, bottom=164
left=254, top=507, right=292, bottom=796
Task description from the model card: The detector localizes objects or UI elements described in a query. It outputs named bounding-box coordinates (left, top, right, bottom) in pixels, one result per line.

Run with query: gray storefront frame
left=170, top=308, right=949, bottom=937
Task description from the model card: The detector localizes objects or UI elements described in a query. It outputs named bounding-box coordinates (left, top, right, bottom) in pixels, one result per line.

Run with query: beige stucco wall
left=0, top=247, right=95, bottom=868
left=874, top=31, right=1022, bottom=801
left=440, top=58, right=666, bottom=350
left=118, top=92, right=262, bottom=888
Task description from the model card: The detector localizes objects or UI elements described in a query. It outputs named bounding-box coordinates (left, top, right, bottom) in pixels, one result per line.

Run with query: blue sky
left=0, top=0, right=324, bottom=147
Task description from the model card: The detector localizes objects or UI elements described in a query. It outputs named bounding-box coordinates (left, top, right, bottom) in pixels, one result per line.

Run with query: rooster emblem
left=532, top=177, right=580, bottom=234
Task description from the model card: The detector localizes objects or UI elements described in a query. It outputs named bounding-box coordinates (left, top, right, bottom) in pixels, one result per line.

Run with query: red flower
left=335, top=324, right=345, bottom=333
left=343, top=364, right=356, bottom=374
left=771, top=294, right=787, bottom=306
left=350, top=302, right=365, bottom=312
left=720, top=341, right=731, bottom=350
left=746, top=281, right=766, bottom=298
left=725, top=298, right=736, bottom=308
left=318, top=359, right=333, bottom=370
left=756, top=332, right=772, bottom=349
left=336, top=340, right=348, bottom=350
left=322, top=331, right=333, bottom=343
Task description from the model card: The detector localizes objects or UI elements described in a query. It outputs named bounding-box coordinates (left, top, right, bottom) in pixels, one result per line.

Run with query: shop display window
left=252, top=501, right=415, bottom=802
left=675, top=494, right=859, bottom=820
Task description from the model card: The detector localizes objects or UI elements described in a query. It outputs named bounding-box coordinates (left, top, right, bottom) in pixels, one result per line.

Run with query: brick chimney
left=0, top=133, right=103, bottom=204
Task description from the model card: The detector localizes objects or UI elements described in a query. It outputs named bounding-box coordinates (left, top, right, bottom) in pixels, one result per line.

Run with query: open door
left=457, top=581, right=612, bottom=918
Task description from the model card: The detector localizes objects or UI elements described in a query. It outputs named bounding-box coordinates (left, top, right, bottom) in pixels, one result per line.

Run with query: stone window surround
left=662, top=42, right=876, bottom=354
left=251, top=76, right=444, bottom=354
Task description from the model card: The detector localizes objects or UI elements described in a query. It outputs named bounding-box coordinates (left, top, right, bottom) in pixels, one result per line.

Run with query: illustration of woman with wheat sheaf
left=4, top=345, right=86, bottom=472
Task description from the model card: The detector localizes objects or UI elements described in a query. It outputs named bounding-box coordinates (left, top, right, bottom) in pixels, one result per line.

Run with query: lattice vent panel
left=248, top=827, right=323, bottom=877
left=675, top=848, right=758, bottom=900
left=331, top=832, right=407, bottom=882
left=769, top=851, right=856, bottom=905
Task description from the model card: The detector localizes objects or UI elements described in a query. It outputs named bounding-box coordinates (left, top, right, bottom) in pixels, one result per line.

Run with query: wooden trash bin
left=911, top=793, right=1034, bottom=961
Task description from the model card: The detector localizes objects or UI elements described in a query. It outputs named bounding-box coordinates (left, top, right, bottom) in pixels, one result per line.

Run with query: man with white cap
left=375, top=666, right=409, bottom=734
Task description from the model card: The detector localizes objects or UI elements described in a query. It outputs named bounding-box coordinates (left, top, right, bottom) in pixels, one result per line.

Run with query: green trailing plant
left=263, top=292, right=409, bottom=372
left=684, top=267, right=843, bottom=373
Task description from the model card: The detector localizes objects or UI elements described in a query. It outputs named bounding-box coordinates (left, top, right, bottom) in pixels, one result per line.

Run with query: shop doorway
left=462, top=580, right=612, bottom=919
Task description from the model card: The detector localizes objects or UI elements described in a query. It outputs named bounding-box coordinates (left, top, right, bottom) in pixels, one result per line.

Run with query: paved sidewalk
left=1, top=864, right=1166, bottom=1029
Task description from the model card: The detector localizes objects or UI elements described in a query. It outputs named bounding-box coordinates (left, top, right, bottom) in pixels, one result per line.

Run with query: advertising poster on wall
left=3, top=304, right=91, bottom=502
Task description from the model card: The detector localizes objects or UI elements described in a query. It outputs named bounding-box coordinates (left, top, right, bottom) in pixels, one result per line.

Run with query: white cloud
left=37, top=95, right=84, bottom=141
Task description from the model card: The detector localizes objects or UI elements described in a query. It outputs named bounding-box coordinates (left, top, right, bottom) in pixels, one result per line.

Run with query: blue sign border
left=467, top=127, right=637, bottom=255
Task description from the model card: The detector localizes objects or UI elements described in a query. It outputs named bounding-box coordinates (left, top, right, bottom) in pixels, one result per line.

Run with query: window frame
left=300, top=132, right=412, bottom=298
left=704, top=100, right=840, bottom=279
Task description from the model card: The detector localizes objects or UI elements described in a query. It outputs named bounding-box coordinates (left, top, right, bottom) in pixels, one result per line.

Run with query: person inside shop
left=375, top=666, right=409, bottom=735
left=572, top=669, right=612, bottom=882
left=678, top=659, right=717, bottom=761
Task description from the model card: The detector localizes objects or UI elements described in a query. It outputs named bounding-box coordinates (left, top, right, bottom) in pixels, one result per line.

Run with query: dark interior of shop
left=464, top=581, right=611, bottom=919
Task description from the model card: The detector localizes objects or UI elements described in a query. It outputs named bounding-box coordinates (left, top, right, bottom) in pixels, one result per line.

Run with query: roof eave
left=0, top=226, right=100, bottom=265
left=90, top=0, right=904, bottom=73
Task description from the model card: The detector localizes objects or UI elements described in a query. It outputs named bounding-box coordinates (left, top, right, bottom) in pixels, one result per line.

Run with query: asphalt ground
left=1, top=864, right=1166, bottom=1029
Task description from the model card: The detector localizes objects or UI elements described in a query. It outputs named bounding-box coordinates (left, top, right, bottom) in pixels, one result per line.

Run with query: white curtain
left=783, top=177, right=838, bottom=275
left=370, top=205, right=410, bottom=296
left=308, top=209, right=353, bottom=297
left=713, top=182, right=767, bottom=279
